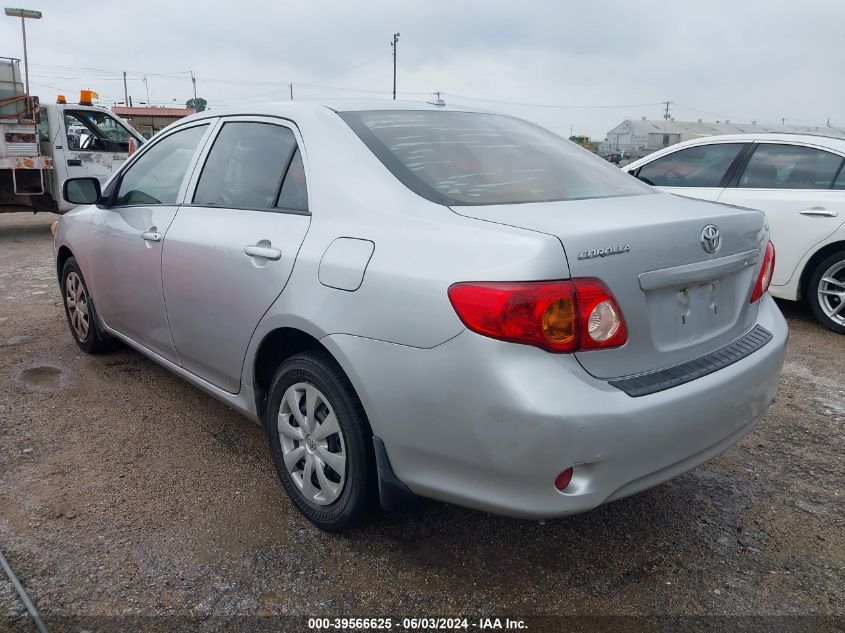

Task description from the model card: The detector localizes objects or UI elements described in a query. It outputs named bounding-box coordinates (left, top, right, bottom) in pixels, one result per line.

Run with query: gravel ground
left=0, top=212, right=843, bottom=631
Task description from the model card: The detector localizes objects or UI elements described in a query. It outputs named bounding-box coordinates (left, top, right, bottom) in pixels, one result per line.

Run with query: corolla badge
left=700, top=224, right=722, bottom=254
left=577, top=244, right=631, bottom=260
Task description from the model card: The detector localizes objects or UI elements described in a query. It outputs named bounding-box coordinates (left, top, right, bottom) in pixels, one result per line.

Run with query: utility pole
left=663, top=100, right=671, bottom=121
left=391, top=32, right=400, bottom=99
left=123, top=71, right=129, bottom=106
left=190, top=71, right=197, bottom=104
left=143, top=76, right=149, bottom=105
left=289, top=83, right=293, bottom=100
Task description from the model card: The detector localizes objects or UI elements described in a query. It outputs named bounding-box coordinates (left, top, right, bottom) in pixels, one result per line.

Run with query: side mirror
left=63, top=177, right=102, bottom=205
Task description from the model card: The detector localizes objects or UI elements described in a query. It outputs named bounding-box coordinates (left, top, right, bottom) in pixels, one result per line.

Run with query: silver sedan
left=55, top=101, right=787, bottom=531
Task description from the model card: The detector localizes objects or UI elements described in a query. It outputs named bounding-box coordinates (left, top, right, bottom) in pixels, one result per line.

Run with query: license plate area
left=645, top=269, right=752, bottom=351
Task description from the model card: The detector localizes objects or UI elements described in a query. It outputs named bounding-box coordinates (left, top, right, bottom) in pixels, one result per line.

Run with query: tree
left=186, top=97, right=207, bottom=112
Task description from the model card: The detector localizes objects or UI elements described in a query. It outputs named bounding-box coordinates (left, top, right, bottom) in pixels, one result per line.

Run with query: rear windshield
left=340, top=110, right=651, bottom=206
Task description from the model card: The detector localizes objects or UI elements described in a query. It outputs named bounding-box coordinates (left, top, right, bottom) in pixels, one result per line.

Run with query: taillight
left=128, top=137, right=138, bottom=156
left=573, top=278, right=628, bottom=350
left=447, top=278, right=627, bottom=353
left=750, top=241, right=775, bottom=303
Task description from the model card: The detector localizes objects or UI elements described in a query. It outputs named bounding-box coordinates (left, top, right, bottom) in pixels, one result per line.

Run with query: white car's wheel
left=808, top=250, right=845, bottom=334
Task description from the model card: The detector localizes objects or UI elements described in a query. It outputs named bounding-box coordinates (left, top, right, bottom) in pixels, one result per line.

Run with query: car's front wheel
left=60, top=257, right=114, bottom=353
left=808, top=249, right=845, bottom=334
left=265, top=351, right=377, bottom=531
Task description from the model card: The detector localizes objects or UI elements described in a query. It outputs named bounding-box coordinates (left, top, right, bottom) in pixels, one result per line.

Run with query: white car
left=625, top=134, right=845, bottom=333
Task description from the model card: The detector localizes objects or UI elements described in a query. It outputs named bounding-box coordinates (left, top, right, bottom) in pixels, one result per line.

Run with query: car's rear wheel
left=808, top=250, right=845, bottom=334
left=265, top=351, right=377, bottom=531
left=61, top=257, right=114, bottom=353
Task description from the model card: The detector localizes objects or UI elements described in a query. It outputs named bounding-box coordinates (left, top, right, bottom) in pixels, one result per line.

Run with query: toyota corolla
left=54, top=101, right=787, bottom=531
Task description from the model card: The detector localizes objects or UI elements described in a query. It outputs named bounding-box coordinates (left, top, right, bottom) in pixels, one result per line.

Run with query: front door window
left=636, top=143, right=745, bottom=188
left=114, top=124, right=209, bottom=206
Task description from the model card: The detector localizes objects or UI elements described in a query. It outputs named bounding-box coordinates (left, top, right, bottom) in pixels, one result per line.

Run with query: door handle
left=244, top=245, right=282, bottom=260
left=66, top=159, right=82, bottom=167
left=141, top=231, right=162, bottom=242
left=800, top=207, right=838, bottom=217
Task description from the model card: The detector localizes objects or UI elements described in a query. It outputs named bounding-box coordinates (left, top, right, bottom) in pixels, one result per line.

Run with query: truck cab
left=38, top=96, right=143, bottom=212
left=1, top=60, right=144, bottom=214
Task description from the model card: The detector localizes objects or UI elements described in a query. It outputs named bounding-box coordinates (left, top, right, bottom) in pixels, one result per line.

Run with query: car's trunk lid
left=451, top=192, right=768, bottom=379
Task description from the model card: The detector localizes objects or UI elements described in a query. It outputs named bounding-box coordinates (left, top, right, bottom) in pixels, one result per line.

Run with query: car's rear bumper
left=324, top=294, right=787, bottom=519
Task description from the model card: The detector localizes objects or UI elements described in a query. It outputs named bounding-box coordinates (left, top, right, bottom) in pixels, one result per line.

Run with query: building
left=111, top=105, right=195, bottom=138
left=603, top=118, right=845, bottom=159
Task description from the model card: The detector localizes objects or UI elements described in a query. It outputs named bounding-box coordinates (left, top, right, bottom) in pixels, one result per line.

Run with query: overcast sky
left=2, top=0, right=843, bottom=138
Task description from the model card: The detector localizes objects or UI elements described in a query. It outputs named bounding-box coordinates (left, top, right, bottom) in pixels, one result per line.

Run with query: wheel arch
left=798, top=240, right=845, bottom=301
left=56, top=244, right=75, bottom=280
left=251, top=327, right=373, bottom=435
left=253, top=327, right=326, bottom=419
left=252, top=326, right=409, bottom=512
left=252, top=326, right=414, bottom=510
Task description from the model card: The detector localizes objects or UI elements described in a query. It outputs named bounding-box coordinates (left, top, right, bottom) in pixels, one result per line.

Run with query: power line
left=670, top=101, right=749, bottom=121
left=27, top=61, right=835, bottom=127
left=28, top=49, right=393, bottom=90
left=29, top=62, right=190, bottom=76
left=22, top=63, right=673, bottom=113
left=312, top=50, right=390, bottom=84
left=444, top=93, right=666, bottom=110
left=292, top=81, right=430, bottom=95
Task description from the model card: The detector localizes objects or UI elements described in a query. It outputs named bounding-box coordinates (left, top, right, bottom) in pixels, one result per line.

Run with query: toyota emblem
left=701, top=224, right=722, bottom=254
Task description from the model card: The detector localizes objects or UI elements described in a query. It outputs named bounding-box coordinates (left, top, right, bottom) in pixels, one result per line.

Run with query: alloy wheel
left=277, top=382, right=347, bottom=506
left=65, top=271, right=90, bottom=341
left=817, top=261, right=845, bottom=326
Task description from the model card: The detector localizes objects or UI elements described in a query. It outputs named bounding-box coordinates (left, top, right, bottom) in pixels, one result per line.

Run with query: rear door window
left=834, top=165, right=845, bottom=190
left=193, top=121, right=299, bottom=210
left=636, top=143, right=745, bottom=188
left=738, top=144, right=843, bottom=189
left=340, top=110, right=650, bottom=206
left=276, top=148, right=308, bottom=212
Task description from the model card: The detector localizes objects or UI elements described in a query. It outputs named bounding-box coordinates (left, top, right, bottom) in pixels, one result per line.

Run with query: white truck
left=1, top=56, right=144, bottom=214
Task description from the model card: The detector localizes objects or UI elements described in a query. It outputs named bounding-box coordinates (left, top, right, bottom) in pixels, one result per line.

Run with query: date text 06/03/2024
left=306, top=617, right=528, bottom=630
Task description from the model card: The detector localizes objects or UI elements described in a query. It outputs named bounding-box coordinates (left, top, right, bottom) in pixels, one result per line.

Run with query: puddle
left=19, top=366, right=62, bottom=391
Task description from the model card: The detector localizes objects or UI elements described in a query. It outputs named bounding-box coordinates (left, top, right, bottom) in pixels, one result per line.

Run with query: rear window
left=340, top=110, right=651, bottom=206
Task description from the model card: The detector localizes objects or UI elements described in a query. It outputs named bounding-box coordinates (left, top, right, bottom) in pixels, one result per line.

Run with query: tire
left=265, top=351, right=377, bottom=531
left=60, top=257, right=115, bottom=353
left=807, top=249, right=845, bottom=335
